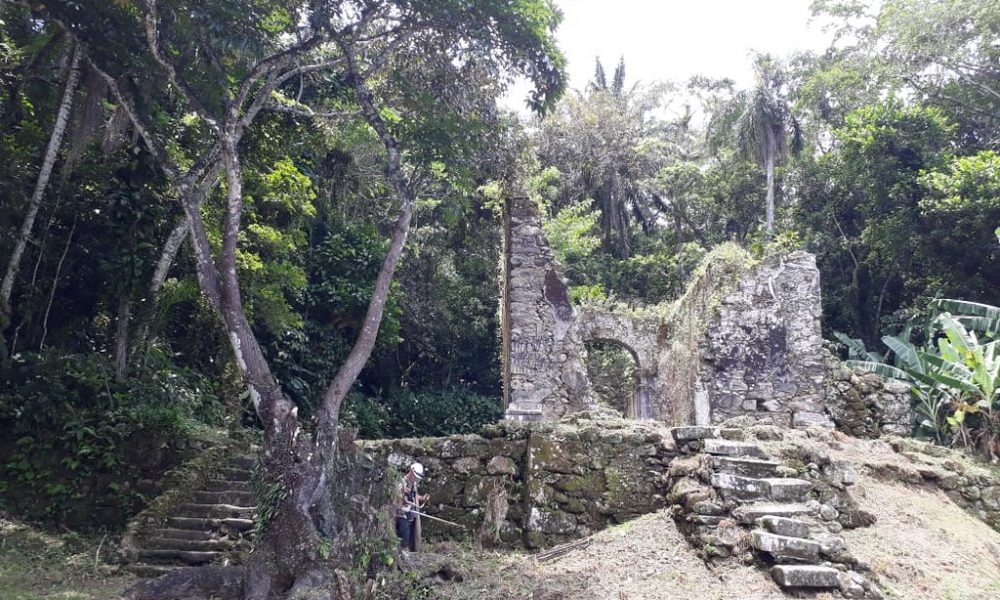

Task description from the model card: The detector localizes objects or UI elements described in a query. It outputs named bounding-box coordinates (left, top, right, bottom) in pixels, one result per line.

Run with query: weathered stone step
left=215, top=467, right=253, bottom=481
left=124, top=563, right=181, bottom=578
left=771, top=565, right=840, bottom=589
left=175, top=503, right=255, bottom=519
left=755, top=516, right=811, bottom=538
left=751, top=530, right=820, bottom=562
left=765, top=478, right=813, bottom=502
left=192, top=490, right=257, bottom=506
left=145, top=528, right=214, bottom=541
left=732, top=502, right=815, bottom=524
left=672, top=426, right=718, bottom=442
left=138, top=537, right=238, bottom=553
left=203, top=479, right=252, bottom=493
left=703, top=439, right=767, bottom=458
left=227, top=456, right=257, bottom=471
left=712, top=456, right=783, bottom=478
left=137, top=549, right=223, bottom=565
left=711, top=474, right=812, bottom=502
left=166, top=517, right=255, bottom=532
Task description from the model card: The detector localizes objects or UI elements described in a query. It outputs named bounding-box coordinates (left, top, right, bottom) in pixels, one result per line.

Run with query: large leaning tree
left=13, top=0, right=565, bottom=598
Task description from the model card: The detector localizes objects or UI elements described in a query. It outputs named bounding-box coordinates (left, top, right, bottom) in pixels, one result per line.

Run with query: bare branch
left=141, top=0, right=220, bottom=129
left=266, top=101, right=357, bottom=120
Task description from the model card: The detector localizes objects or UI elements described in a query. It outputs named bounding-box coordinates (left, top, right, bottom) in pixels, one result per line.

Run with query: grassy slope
left=0, top=515, right=131, bottom=600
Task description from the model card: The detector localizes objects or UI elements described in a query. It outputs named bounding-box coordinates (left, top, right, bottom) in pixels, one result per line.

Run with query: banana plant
left=843, top=300, right=1000, bottom=454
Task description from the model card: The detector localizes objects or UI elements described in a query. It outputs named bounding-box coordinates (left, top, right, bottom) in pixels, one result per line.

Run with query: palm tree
left=709, top=55, right=802, bottom=238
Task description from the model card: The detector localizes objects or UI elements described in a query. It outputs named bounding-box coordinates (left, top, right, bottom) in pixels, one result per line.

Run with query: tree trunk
left=1, top=43, right=82, bottom=321
left=114, top=294, right=131, bottom=379
left=764, top=132, right=776, bottom=239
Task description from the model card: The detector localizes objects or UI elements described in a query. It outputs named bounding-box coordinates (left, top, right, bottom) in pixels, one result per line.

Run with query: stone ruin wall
left=500, top=194, right=910, bottom=431
left=690, top=251, right=832, bottom=429
left=360, top=417, right=675, bottom=548
left=502, top=196, right=593, bottom=421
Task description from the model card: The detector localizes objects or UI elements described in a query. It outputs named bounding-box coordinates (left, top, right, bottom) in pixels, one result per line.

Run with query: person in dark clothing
left=395, top=462, right=429, bottom=551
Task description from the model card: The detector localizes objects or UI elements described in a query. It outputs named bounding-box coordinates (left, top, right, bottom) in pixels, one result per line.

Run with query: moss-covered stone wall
left=359, top=413, right=677, bottom=548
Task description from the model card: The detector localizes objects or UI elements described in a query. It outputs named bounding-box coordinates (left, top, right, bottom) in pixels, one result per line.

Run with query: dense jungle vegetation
left=0, top=0, right=997, bottom=567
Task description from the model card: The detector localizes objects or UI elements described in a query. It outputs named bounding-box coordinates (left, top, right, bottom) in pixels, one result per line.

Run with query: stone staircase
left=668, top=426, right=881, bottom=599
left=122, top=455, right=258, bottom=577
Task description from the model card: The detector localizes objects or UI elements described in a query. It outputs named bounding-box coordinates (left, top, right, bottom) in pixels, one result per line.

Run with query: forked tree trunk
left=1, top=43, right=82, bottom=317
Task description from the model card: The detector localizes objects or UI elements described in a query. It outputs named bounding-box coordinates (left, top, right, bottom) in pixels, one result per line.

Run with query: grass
left=0, top=513, right=131, bottom=600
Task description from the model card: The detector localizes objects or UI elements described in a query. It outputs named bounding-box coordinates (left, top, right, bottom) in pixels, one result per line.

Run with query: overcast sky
left=502, top=0, right=837, bottom=112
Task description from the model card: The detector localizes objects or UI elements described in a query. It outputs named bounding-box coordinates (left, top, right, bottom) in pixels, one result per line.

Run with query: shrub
left=0, top=349, right=224, bottom=525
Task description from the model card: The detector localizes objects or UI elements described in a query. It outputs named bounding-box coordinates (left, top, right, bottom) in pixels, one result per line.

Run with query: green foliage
left=342, top=388, right=503, bottom=439
left=543, top=201, right=601, bottom=266
left=845, top=300, right=1000, bottom=456
left=0, top=350, right=223, bottom=523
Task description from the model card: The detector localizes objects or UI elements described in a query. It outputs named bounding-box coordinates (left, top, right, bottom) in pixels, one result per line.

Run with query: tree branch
left=141, top=0, right=220, bottom=129
left=316, top=32, right=416, bottom=446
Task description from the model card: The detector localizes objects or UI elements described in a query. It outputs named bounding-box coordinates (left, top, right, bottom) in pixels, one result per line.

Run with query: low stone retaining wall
left=360, top=413, right=676, bottom=548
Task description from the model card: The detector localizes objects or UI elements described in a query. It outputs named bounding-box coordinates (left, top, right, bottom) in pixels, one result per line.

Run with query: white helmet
left=411, top=462, right=425, bottom=479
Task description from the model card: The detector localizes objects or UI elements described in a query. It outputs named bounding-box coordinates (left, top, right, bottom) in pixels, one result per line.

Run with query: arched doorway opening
left=583, top=340, right=642, bottom=418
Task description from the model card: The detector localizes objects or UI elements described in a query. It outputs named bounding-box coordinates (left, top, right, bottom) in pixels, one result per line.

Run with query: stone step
left=165, top=517, right=255, bottom=532
left=203, top=479, right=252, bottom=493
left=137, top=549, right=223, bottom=565
left=770, top=565, right=840, bottom=589
left=750, top=530, right=820, bottom=562
left=754, top=516, right=811, bottom=538
left=175, top=503, right=256, bottom=519
left=145, top=528, right=214, bottom=541
left=191, top=490, right=257, bottom=506
left=703, top=439, right=767, bottom=459
left=227, top=456, right=257, bottom=471
left=732, top=502, right=815, bottom=524
left=138, top=537, right=239, bottom=553
left=216, top=467, right=253, bottom=481
left=766, top=478, right=813, bottom=502
left=672, top=426, right=720, bottom=442
left=712, top=456, right=783, bottom=478
left=124, top=563, right=182, bottom=578
left=711, top=474, right=812, bottom=502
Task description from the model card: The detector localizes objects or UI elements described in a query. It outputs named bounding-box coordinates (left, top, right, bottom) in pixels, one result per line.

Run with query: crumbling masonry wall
left=360, top=416, right=676, bottom=548
left=502, top=196, right=593, bottom=421
left=500, top=193, right=909, bottom=429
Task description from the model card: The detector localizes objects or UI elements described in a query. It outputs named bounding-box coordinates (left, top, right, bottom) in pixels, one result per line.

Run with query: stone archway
left=576, top=309, right=662, bottom=419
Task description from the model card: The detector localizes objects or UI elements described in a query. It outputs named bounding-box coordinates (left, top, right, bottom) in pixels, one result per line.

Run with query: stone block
left=733, top=502, right=815, bottom=524
left=671, top=426, right=719, bottom=442
left=751, top=530, right=820, bottom=561
left=703, top=439, right=767, bottom=458
left=755, top=515, right=810, bottom=538
left=712, top=456, right=782, bottom=478
left=771, top=565, right=840, bottom=588
left=486, top=456, right=517, bottom=475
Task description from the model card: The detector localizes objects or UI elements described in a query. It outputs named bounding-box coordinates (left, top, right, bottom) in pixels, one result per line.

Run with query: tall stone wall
left=694, top=251, right=831, bottom=428
left=502, top=196, right=593, bottom=421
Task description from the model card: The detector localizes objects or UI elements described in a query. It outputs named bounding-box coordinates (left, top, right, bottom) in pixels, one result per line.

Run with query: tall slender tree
left=709, top=54, right=802, bottom=237
left=1, top=41, right=81, bottom=329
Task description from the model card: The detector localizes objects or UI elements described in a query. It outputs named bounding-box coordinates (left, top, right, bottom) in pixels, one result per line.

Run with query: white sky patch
left=502, top=0, right=838, bottom=114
